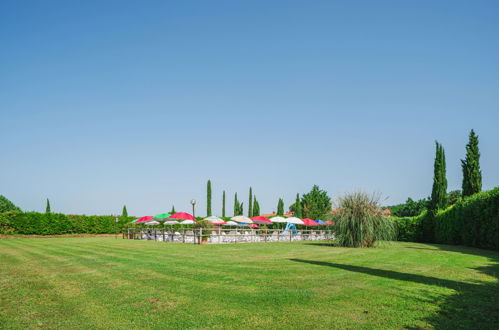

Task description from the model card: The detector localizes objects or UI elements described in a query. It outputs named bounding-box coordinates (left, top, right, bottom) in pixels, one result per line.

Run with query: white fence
left=124, top=228, right=334, bottom=244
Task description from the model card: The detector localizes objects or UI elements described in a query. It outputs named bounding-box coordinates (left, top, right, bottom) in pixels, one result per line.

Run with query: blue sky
left=1, top=0, right=498, bottom=216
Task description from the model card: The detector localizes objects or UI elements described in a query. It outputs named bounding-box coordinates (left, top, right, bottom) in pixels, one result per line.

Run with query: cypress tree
left=207, top=180, right=212, bottom=216
left=122, top=205, right=128, bottom=218
left=277, top=198, right=284, bottom=216
left=253, top=197, right=260, bottom=216
left=222, top=191, right=226, bottom=217
left=248, top=187, right=253, bottom=217
left=239, top=202, right=244, bottom=216
left=430, top=141, right=448, bottom=211
left=461, top=129, right=482, bottom=197
left=295, top=193, right=303, bottom=218
left=234, top=193, right=239, bottom=216
left=46, top=198, right=51, bottom=213
left=170, top=205, right=176, bottom=214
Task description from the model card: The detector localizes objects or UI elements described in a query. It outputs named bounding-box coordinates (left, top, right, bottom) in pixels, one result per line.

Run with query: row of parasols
left=129, top=212, right=334, bottom=227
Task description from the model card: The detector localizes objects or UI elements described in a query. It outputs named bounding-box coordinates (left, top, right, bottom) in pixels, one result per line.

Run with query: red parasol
left=135, top=216, right=154, bottom=223
left=169, top=212, right=195, bottom=221
left=302, top=218, right=319, bottom=226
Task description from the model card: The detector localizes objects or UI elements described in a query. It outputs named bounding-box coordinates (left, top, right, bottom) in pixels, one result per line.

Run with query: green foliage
left=253, top=196, right=260, bottom=216
left=461, top=129, right=482, bottom=198
left=335, top=192, right=396, bottom=247
left=0, top=211, right=19, bottom=234
left=447, top=190, right=461, bottom=206
left=434, top=187, right=499, bottom=249
left=0, top=195, right=20, bottom=213
left=294, top=193, right=303, bottom=218
left=277, top=198, right=284, bottom=216
left=192, top=219, right=214, bottom=240
left=389, top=197, right=428, bottom=217
left=122, top=205, right=128, bottom=218
left=207, top=180, right=212, bottom=217
left=393, top=188, right=499, bottom=250
left=430, top=141, right=448, bottom=212
left=0, top=212, right=134, bottom=235
left=301, top=185, right=332, bottom=220
left=248, top=187, right=253, bottom=217
left=233, top=193, right=238, bottom=216
left=45, top=198, right=51, bottom=213
left=170, top=205, right=176, bottom=214
left=222, top=191, right=226, bottom=217
left=391, top=211, right=427, bottom=242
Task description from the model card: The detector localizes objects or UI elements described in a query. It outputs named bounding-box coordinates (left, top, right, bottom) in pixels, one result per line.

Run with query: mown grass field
left=0, top=238, right=498, bottom=329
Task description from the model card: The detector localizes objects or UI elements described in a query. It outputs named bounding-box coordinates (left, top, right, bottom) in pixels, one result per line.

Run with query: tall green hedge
left=393, top=187, right=499, bottom=250
left=0, top=212, right=135, bottom=235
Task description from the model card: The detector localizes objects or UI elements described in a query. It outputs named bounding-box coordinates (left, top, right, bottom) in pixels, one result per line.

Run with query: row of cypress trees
left=430, top=129, right=482, bottom=213
left=206, top=181, right=261, bottom=217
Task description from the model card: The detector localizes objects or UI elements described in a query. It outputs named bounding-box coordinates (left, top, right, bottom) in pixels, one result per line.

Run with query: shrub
left=0, top=195, right=21, bottom=213
left=393, top=187, right=499, bottom=250
left=193, top=220, right=214, bottom=240
left=335, top=192, right=396, bottom=247
left=0, top=212, right=134, bottom=235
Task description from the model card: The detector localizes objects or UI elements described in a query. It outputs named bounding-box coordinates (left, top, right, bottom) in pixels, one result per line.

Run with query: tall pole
left=191, top=199, right=196, bottom=218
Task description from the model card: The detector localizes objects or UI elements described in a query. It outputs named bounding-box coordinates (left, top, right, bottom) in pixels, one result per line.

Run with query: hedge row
left=0, top=212, right=135, bottom=235
left=393, top=187, right=499, bottom=250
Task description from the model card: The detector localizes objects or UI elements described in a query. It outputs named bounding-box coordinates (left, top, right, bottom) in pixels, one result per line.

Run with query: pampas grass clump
left=335, top=192, right=395, bottom=247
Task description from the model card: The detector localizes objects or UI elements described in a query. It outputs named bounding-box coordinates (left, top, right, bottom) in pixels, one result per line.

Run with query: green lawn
left=0, top=238, right=497, bottom=329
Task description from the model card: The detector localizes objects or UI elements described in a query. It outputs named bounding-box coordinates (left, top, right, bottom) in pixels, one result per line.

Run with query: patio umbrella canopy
left=302, top=218, right=319, bottom=226
left=230, top=216, right=253, bottom=224
left=325, top=221, right=334, bottom=225
left=315, top=220, right=327, bottom=225
left=164, top=220, right=178, bottom=225
left=251, top=216, right=272, bottom=225
left=145, top=221, right=160, bottom=226
left=180, top=219, right=195, bottom=225
left=204, top=216, right=224, bottom=224
left=223, top=221, right=238, bottom=226
left=286, top=217, right=304, bottom=225
left=170, top=212, right=195, bottom=221
left=269, top=216, right=287, bottom=223
left=135, top=216, right=154, bottom=223
left=152, top=213, right=171, bottom=221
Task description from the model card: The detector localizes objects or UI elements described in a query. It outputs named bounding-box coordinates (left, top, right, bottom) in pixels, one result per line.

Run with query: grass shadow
left=290, top=249, right=499, bottom=328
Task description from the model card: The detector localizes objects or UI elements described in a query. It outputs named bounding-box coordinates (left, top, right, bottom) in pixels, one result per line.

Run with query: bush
left=335, top=192, right=396, bottom=247
left=0, top=212, right=135, bottom=235
left=392, top=212, right=426, bottom=242
left=193, top=220, right=214, bottom=240
left=392, top=187, right=499, bottom=250
left=0, top=195, right=21, bottom=213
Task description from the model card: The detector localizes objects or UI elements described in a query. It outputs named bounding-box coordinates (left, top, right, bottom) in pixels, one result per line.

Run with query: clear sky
left=1, top=0, right=498, bottom=217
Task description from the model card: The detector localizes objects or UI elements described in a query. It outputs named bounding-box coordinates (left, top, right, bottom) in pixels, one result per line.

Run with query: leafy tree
left=461, top=129, right=482, bottom=198
left=389, top=198, right=428, bottom=217
left=253, top=196, right=260, bottom=216
left=207, top=180, right=212, bottom=216
left=294, top=193, right=303, bottom=218
left=448, top=190, right=462, bottom=206
left=430, top=141, right=448, bottom=212
left=277, top=198, right=284, bottom=216
left=121, top=205, right=128, bottom=218
left=239, top=202, right=244, bottom=216
left=46, top=198, right=51, bottom=213
left=170, top=205, right=176, bottom=214
left=222, top=191, right=226, bottom=217
left=301, top=185, right=332, bottom=219
left=0, top=195, right=20, bottom=213
left=248, top=187, right=253, bottom=217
